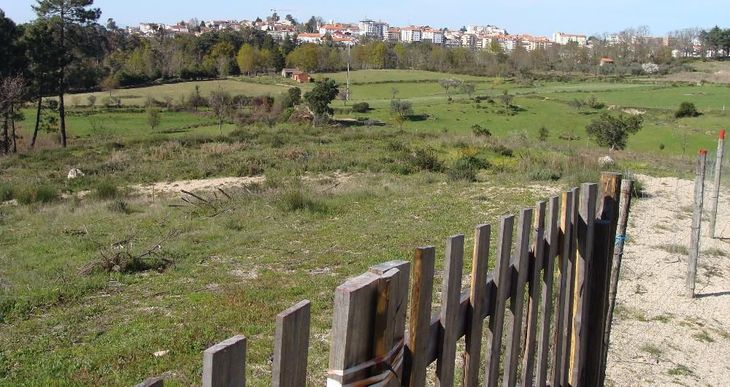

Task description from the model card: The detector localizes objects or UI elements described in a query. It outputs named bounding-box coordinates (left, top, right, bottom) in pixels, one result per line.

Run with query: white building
left=359, top=19, right=389, bottom=39
left=461, top=33, right=477, bottom=49
left=400, top=26, right=422, bottom=43
left=139, top=23, right=162, bottom=35
left=466, top=25, right=507, bottom=36
left=421, top=28, right=444, bottom=45
left=552, top=32, right=587, bottom=46
left=297, top=33, right=322, bottom=44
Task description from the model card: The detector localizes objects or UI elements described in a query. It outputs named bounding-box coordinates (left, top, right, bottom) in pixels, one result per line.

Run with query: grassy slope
left=2, top=68, right=729, bottom=385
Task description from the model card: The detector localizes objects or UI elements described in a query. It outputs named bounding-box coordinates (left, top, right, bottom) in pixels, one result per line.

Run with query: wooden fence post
left=688, top=150, right=708, bottom=298
left=585, top=173, right=623, bottom=387
left=406, top=247, right=435, bottom=387
left=272, top=300, right=311, bottom=387
left=203, top=335, right=247, bottom=387
left=437, top=235, right=465, bottom=387
left=136, top=377, right=164, bottom=387
left=521, top=202, right=547, bottom=386
left=486, top=215, right=514, bottom=387
left=536, top=196, right=560, bottom=387
left=328, top=271, right=381, bottom=386
left=553, top=188, right=578, bottom=387
left=370, top=260, right=411, bottom=386
left=601, top=179, right=633, bottom=386
left=504, top=208, right=533, bottom=386
left=709, top=129, right=725, bottom=238
left=463, top=224, right=491, bottom=387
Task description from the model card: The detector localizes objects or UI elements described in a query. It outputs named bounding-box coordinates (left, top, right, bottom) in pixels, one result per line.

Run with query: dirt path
left=605, top=174, right=730, bottom=386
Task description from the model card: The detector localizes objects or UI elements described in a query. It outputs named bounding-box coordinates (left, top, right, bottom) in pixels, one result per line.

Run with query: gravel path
left=605, top=174, right=730, bottom=386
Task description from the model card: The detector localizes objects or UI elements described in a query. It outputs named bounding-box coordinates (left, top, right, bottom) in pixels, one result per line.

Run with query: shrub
left=352, top=102, right=370, bottom=113
left=529, top=168, right=562, bottom=181
left=447, top=156, right=490, bottom=182
left=538, top=126, right=550, bottom=141
left=675, top=102, right=700, bottom=118
left=0, top=183, right=12, bottom=202
left=277, top=189, right=330, bottom=214
left=489, top=144, right=514, bottom=157
left=409, top=148, right=443, bottom=172
left=472, top=124, right=492, bottom=137
left=94, top=180, right=120, bottom=200
left=586, top=113, right=643, bottom=150
left=15, top=185, right=60, bottom=205
left=107, top=199, right=132, bottom=214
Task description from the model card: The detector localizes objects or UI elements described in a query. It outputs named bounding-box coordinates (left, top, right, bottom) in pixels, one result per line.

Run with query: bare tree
left=669, top=28, right=701, bottom=58
left=0, top=75, right=25, bottom=154
left=209, top=91, right=232, bottom=134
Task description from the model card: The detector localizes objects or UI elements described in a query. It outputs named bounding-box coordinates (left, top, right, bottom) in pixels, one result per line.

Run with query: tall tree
left=0, top=10, right=26, bottom=154
left=32, top=0, right=101, bottom=147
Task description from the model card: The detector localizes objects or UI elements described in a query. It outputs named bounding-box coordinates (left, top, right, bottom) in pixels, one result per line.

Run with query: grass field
left=1, top=67, right=728, bottom=385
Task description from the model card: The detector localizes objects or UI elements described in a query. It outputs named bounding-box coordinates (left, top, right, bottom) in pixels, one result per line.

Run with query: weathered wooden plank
left=601, top=179, right=634, bottom=386
left=370, top=260, right=411, bottom=350
left=688, top=150, right=707, bottom=298
left=136, top=377, right=164, bottom=387
left=536, top=196, right=560, bottom=387
left=504, top=208, right=534, bottom=386
left=585, top=220, right=610, bottom=386
left=485, top=215, right=515, bottom=387
left=406, top=247, right=436, bottom=387
left=203, top=335, right=247, bottom=387
left=463, top=224, right=491, bottom=387
left=272, top=300, right=311, bottom=387
left=328, top=272, right=381, bottom=385
left=372, top=269, right=402, bottom=387
left=552, top=188, right=577, bottom=387
left=521, top=201, right=547, bottom=386
left=569, top=183, right=598, bottom=386
left=437, top=235, right=465, bottom=387
left=709, top=129, right=725, bottom=238
left=424, top=279, right=496, bottom=366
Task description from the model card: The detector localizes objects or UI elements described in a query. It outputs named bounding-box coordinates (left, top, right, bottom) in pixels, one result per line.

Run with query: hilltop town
left=127, top=13, right=712, bottom=57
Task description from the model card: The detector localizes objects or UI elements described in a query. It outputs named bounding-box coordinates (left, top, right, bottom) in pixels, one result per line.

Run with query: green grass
left=3, top=68, right=729, bottom=385
left=66, top=78, right=294, bottom=107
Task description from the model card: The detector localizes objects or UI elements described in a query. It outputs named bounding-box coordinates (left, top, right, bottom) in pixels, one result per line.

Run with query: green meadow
left=1, top=66, right=728, bottom=385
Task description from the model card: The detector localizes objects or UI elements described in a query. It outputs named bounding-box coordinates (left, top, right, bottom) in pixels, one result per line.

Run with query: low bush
left=277, top=189, right=330, bottom=214
left=675, top=102, right=700, bottom=118
left=0, top=183, right=12, bottom=202
left=408, top=147, right=443, bottom=172
left=472, top=124, right=492, bottom=137
left=107, top=199, right=132, bottom=214
left=14, top=185, right=60, bottom=205
left=94, top=180, right=120, bottom=200
left=351, top=102, right=370, bottom=113
left=529, top=168, right=562, bottom=181
left=488, top=144, right=514, bottom=157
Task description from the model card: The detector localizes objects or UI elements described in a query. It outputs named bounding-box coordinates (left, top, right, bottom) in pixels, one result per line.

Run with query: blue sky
left=2, top=0, right=725, bottom=36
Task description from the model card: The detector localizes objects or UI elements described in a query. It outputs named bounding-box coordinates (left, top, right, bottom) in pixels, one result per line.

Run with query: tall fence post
left=203, top=335, right=247, bottom=387
left=601, top=179, right=633, bottom=386
left=709, top=129, right=725, bottom=238
left=463, top=224, right=491, bottom=387
left=569, top=183, right=598, bottom=386
left=688, top=150, right=708, bottom=298
left=584, top=172, right=622, bottom=386
left=272, top=300, right=311, bottom=387
left=406, top=247, right=435, bottom=387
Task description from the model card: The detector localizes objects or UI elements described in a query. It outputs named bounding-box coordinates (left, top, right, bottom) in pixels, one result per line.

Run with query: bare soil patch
left=605, top=174, right=730, bottom=386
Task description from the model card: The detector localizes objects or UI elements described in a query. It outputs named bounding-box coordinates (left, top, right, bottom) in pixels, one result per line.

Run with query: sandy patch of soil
left=132, top=176, right=266, bottom=196
left=605, top=174, right=730, bottom=386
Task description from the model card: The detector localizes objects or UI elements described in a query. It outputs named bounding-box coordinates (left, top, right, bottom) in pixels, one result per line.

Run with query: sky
left=1, top=0, right=726, bottom=36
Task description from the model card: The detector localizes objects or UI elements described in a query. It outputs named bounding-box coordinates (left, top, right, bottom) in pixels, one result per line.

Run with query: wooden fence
left=138, top=172, right=631, bottom=387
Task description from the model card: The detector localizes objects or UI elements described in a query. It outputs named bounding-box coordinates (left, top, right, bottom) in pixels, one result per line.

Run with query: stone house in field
left=281, top=68, right=311, bottom=83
